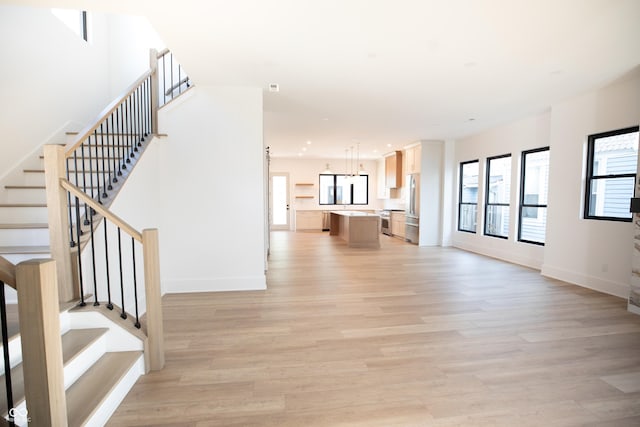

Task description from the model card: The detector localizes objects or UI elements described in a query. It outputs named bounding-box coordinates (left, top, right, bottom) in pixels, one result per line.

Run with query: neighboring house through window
left=519, top=147, right=550, bottom=245
left=458, top=160, right=479, bottom=233
left=485, top=154, right=511, bottom=238
left=584, top=126, right=639, bottom=222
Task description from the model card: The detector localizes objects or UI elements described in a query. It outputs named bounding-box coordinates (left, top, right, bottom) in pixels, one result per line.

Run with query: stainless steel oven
left=380, top=210, right=392, bottom=235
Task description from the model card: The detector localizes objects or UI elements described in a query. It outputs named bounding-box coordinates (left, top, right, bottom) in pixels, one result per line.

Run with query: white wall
left=542, top=67, right=640, bottom=298
left=419, top=140, right=444, bottom=246
left=114, top=86, right=266, bottom=294
left=270, top=157, right=380, bottom=229
left=450, top=67, right=640, bottom=298
left=0, top=4, right=111, bottom=180
left=106, top=13, right=165, bottom=98
left=452, top=112, right=551, bottom=269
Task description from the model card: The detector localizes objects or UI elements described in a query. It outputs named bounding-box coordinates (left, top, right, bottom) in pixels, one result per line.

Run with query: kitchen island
left=329, top=211, right=381, bottom=248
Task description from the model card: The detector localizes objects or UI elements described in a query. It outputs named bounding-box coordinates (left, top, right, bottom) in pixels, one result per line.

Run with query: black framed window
left=484, top=154, right=511, bottom=238
left=52, top=9, right=90, bottom=42
left=458, top=160, right=479, bottom=233
left=319, top=174, right=368, bottom=205
left=584, top=126, right=639, bottom=221
left=518, top=147, right=549, bottom=245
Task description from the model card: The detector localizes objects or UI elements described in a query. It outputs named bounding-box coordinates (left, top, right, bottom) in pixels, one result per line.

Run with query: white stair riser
left=0, top=228, right=49, bottom=246
left=4, top=189, right=46, bottom=204
left=0, top=207, right=48, bottom=223
left=69, top=312, right=143, bottom=353
left=0, top=207, right=91, bottom=225
left=18, top=173, right=45, bottom=187
left=0, top=334, right=22, bottom=374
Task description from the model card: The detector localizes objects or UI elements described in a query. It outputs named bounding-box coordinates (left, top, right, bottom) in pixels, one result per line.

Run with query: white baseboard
left=453, top=240, right=543, bottom=270
left=163, top=275, right=267, bottom=294
left=541, top=264, right=629, bottom=299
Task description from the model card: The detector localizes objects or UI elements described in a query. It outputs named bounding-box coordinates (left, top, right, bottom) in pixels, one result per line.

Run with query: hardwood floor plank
left=109, top=231, right=640, bottom=426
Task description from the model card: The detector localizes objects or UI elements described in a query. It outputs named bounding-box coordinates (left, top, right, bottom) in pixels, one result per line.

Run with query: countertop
left=330, top=211, right=380, bottom=217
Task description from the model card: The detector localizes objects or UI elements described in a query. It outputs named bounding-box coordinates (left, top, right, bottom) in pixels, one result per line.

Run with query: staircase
left=0, top=150, right=52, bottom=265
left=0, top=48, right=187, bottom=426
left=1, top=306, right=144, bottom=426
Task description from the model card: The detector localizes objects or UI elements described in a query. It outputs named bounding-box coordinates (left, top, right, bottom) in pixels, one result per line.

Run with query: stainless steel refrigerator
left=405, top=173, right=420, bottom=244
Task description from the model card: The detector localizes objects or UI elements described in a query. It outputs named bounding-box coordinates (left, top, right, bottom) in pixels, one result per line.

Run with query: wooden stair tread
left=66, top=351, right=142, bottom=426
left=0, top=223, right=48, bottom=229
left=0, top=203, right=47, bottom=208
left=0, top=328, right=109, bottom=415
left=0, top=245, right=50, bottom=254
left=62, top=328, right=109, bottom=365
left=4, top=185, right=45, bottom=190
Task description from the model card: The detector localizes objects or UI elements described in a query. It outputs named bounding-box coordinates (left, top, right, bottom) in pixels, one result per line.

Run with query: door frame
left=269, top=172, right=290, bottom=230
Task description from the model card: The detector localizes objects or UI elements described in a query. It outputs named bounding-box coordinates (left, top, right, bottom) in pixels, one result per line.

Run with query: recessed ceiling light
left=302, top=147, right=307, bottom=152
left=387, top=144, right=392, bottom=148
left=373, top=149, right=378, bottom=153
left=306, top=140, right=312, bottom=145
left=297, top=152, right=303, bottom=157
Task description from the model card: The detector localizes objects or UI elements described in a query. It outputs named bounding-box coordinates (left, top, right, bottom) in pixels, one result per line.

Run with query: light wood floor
left=109, top=231, right=640, bottom=426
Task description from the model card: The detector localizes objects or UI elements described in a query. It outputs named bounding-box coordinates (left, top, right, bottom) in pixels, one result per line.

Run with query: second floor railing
left=158, top=48, right=193, bottom=107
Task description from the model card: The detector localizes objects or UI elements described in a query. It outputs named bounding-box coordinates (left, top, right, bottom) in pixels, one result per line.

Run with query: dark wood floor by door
left=109, top=231, right=640, bottom=426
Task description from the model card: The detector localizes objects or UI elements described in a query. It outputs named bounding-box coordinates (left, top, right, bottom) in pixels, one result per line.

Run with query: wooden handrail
left=0, top=256, right=16, bottom=289
left=165, top=76, right=190, bottom=96
left=60, top=179, right=142, bottom=242
left=65, top=69, right=153, bottom=157
left=157, top=48, right=170, bottom=58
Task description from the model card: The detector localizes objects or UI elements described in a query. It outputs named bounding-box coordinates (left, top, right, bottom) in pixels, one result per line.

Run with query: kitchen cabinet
left=391, top=211, right=406, bottom=239
left=405, top=144, right=421, bottom=175
left=377, top=157, right=390, bottom=199
left=385, top=151, right=403, bottom=189
left=295, top=210, right=323, bottom=231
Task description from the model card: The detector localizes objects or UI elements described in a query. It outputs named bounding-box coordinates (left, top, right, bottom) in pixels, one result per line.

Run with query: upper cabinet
left=377, top=157, right=390, bottom=199
left=385, top=151, right=403, bottom=188
left=405, top=144, right=421, bottom=175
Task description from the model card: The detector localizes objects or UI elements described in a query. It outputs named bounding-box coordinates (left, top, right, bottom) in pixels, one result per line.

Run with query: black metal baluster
left=89, top=207, right=99, bottom=307
left=0, top=282, right=14, bottom=426
left=145, top=77, right=150, bottom=137
left=113, top=107, right=120, bottom=182
left=89, top=131, right=100, bottom=207
left=134, top=88, right=140, bottom=152
left=66, top=157, right=76, bottom=247
left=75, top=198, right=86, bottom=307
left=125, top=97, right=131, bottom=166
left=108, top=114, right=115, bottom=189
left=178, top=61, right=182, bottom=96
left=104, top=220, right=113, bottom=310
left=131, top=237, right=141, bottom=328
left=81, top=144, right=89, bottom=226
left=170, top=53, right=174, bottom=102
left=118, top=103, right=124, bottom=176
left=100, top=123, right=108, bottom=198
left=162, top=53, right=167, bottom=105
left=117, top=227, right=127, bottom=319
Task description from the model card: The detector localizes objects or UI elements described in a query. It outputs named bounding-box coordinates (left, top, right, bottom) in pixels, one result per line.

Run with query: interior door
left=270, top=172, right=290, bottom=230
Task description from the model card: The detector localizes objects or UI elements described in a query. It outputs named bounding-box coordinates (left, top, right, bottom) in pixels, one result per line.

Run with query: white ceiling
left=8, top=0, right=640, bottom=159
